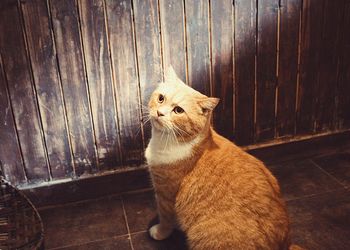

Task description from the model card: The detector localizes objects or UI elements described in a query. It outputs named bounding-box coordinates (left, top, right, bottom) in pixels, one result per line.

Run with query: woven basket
left=0, top=177, right=44, bottom=249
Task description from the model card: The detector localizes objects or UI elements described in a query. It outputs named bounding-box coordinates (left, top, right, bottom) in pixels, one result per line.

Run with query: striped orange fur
left=145, top=67, right=300, bottom=250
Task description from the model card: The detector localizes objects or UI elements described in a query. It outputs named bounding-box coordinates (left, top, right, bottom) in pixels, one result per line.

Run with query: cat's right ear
left=198, top=97, right=220, bottom=114
left=164, top=65, right=178, bottom=81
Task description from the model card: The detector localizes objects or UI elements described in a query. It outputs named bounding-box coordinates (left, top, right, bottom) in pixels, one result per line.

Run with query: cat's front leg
left=149, top=192, right=175, bottom=240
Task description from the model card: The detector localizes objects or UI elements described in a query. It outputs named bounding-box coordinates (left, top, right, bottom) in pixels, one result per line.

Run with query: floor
left=39, top=150, right=350, bottom=250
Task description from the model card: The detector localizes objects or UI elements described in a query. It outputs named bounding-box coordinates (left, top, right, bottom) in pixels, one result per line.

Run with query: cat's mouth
left=150, top=116, right=164, bottom=130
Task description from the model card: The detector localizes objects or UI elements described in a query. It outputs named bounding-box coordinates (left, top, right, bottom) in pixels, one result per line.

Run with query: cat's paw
left=149, top=224, right=173, bottom=240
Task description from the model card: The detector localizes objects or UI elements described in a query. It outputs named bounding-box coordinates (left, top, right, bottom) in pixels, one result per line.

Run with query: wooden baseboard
left=23, top=130, right=350, bottom=208
left=23, top=167, right=151, bottom=209
left=247, top=130, right=350, bottom=165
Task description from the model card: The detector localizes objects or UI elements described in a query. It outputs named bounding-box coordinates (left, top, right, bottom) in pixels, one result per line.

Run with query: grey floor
left=39, top=150, right=350, bottom=250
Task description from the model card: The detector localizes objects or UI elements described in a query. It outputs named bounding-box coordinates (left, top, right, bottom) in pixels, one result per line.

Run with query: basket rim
left=0, top=177, right=44, bottom=249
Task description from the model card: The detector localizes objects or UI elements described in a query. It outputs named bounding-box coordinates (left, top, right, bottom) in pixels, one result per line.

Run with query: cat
left=145, top=66, right=301, bottom=250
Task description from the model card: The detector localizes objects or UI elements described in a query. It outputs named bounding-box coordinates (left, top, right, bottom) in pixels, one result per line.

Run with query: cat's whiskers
left=140, top=104, right=150, bottom=110
left=169, top=125, right=180, bottom=146
left=173, top=124, right=191, bottom=143
left=172, top=126, right=185, bottom=143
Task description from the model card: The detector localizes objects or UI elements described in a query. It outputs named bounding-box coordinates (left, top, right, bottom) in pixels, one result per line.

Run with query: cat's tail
left=289, top=244, right=306, bottom=250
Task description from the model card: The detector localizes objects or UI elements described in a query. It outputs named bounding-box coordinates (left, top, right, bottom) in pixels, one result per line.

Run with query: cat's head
left=148, top=66, right=219, bottom=141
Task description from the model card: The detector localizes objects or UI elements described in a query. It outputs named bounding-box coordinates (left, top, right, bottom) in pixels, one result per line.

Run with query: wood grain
left=234, top=0, right=256, bottom=145
left=159, top=0, right=187, bottom=82
left=296, top=0, right=324, bottom=134
left=0, top=55, right=26, bottom=184
left=185, top=0, right=210, bottom=95
left=276, top=0, right=301, bottom=137
left=337, top=1, right=350, bottom=129
left=314, top=0, right=342, bottom=132
left=50, top=0, right=98, bottom=175
left=21, top=0, right=74, bottom=179
left=79, top=0, right=121, bottom=170
left=132, top=0, right=163, bottom=143
left=0, top=0, right=350, bottom=187
left=0, top=0, right=49, bottom=182
left=256, top=0, right=279, bottom=142
left=105, top=0, right=143, bottom=165
left=210, top=0, right=234, bottom=139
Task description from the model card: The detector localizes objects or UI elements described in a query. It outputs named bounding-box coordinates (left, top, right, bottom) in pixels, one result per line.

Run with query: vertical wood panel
left=0, top=55, right=26, bottom=184
left=105, top=0, right=143, bottom=164
left=276, top=0, right=301, bottom=137
left=159, top=0, right=187, bottom=82
left=21, top=0, right=74, bottom=179
left=211, top=0, right=234, bottom=139
left=256, top=0, right=278, bottom=142
left=79, top=0, right=121, bottom=169
left=50, top=0, right=98, bottom=175
left=314, top=0, right=342, bottom=132
left=185, top=0, right=210, bottom=95
left=297, top=0, right=324, bottom=134
left=1, top=0, right=350, bottom=186
left=0, top=0, right=49, bottom=182
left=337, top=1, right=350, bottom=129
left=133, top=0, right=163, bottom=143
left=234, top=0, right=256, bottom=145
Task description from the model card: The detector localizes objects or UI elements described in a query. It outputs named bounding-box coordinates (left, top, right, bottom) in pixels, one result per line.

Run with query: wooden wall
left=0, top=0, right=349, bottom=187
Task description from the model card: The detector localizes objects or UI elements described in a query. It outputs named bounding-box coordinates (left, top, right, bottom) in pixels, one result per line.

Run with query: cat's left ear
left=198, top=97, right=220, bottom=113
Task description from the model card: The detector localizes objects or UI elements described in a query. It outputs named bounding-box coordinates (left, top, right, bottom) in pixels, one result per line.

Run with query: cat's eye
left=158, top=94, right=164, bottom=103
left=173, top=106, right=184, bottom=114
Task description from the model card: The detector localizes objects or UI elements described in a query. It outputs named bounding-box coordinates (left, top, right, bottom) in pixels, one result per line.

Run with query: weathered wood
left=159, top=0, right=187, bottom=82
left=314, top=0, right=342, bottom=132
left=132, top=0, right=163, bottom=144
left=0, top=55, right=26, bottom=184
left=185, top=0, right=210, bottom=95
left=234, top=0, right=256, bottom=145
left=210, top=0, right=234, bottom=139
left=296, top=0, right=324, bottom=134
left=21, top=0, right=73, bottom=179
left=1, top=0, right=350, bottom=188
left=276, top=0, right=301, bottom=137
left=256, top=0, right=279, bottom=142
left=49, top=0, right=98, bottom=175
left=337, top=1, right=350, bottom=129
left=105, top=0, right=143, bottom=165
left=0, top=0, right=49, bottom=182
left=78, top=0, right=121, bottom=170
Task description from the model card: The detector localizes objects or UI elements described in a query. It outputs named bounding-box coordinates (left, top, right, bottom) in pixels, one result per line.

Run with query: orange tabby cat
left=146, top=67, right=300, bottom=250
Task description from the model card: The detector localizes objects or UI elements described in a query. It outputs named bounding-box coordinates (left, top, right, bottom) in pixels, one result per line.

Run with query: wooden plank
left=0, top=55, right=26, bottom=185
left=234, top=0, right=256, bottom=145
left=105, top=0, right=143, bottom=165
left=296, top=0, right=324, bottom=134
left=337, top=1, right=350, bottom=129
left=49, top=0, right=98, bottom=175
left=0, top=0, right=49, bottom=182
left=314, top=0, right=343, bottom=132
left=159, top=0, right=187, bottom=82
left=210, top=0, right=234, bottom=139
left=132, top=0, right=163, bottom=143
left=185, top=0, right=210, bottom=95
left=21, top=0, right=74, bottom=179
left=78, top=0, right=121, bottom=170
left=276, top=0, right=301, bottom=137
left=23, top=168, right=150, bottom=208
left=248, top=131, right=350, bottom=165
left=256, top=0, right=279, bottom=142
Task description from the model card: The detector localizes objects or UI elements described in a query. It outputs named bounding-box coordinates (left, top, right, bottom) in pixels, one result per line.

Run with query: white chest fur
left=145, top=130, right=200, bottom=166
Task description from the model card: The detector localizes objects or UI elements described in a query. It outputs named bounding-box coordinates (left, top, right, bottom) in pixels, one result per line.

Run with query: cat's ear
left=198, top=97, right=220, bottom=113
left=164, top=65, right=179, bottom=81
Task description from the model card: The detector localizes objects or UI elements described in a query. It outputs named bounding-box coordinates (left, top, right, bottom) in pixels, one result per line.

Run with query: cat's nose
left=157, top=110, right=164, bottom=117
